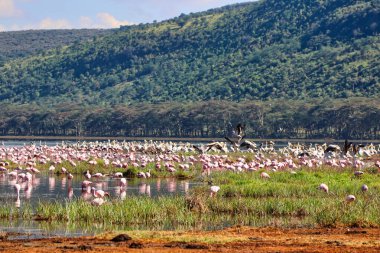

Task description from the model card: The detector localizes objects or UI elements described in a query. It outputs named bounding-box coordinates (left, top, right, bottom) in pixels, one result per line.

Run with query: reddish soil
left=1, top=227, right=380, bottom=252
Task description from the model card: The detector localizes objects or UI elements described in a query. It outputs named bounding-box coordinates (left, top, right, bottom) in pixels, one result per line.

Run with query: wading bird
left=210, top=185, right=220, bottom=197
left=318, top=183, right=329, bottom=193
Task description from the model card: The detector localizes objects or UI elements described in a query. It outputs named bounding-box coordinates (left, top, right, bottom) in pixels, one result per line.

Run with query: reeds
left=1, top=167, right=379, bottom=229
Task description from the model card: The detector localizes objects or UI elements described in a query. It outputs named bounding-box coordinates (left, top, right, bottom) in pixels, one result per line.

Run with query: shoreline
left=0, top=135, right=378, bottom=143
left=1, top=227, right=380, bottom=252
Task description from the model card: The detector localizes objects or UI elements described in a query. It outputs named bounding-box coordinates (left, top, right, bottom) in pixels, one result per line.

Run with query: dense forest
left=0, top=29, right=113, bottom=66
left=0, top=0, right=379, bottom=139
left=0, top=99, right=379, bottom=140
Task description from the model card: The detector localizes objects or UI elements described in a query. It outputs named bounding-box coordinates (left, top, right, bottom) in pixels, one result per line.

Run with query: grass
left=1, top=160, right=380, bottom=230
left=4, top=167, right=376, bottom=229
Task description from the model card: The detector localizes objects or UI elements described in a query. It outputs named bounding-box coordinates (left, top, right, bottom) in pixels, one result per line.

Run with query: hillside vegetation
left=0, top=0, right=379, bottom=104
left=0, top=0, right=379, bottom=139
left=0, top=29, right=113, bottom=66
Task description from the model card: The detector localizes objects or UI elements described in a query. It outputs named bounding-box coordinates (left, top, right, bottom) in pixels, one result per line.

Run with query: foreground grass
left=2, top=168, right=380, bottom=229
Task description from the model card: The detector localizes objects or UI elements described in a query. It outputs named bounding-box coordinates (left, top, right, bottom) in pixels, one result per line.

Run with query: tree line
left=0, top=99, right=379, bottom=140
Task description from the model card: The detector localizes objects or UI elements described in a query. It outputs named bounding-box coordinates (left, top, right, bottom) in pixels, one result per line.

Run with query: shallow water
left=0, top=173, right=202, bottom=238
left=0, top=173, right=198, bottom=206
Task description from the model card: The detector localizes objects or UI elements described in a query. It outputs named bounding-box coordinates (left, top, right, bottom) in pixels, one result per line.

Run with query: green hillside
left=0, top=0, right=379, bottom=105
left=0, top=29, right=114, bottom=66
left=0, top=0, right=379, bottom=139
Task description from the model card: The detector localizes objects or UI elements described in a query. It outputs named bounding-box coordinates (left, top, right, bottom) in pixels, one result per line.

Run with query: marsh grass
left=16, top=158, right=204, bottom=179
left=1, top=168, right=380, bottom=229
left=0, top=203, right=33, bottom=220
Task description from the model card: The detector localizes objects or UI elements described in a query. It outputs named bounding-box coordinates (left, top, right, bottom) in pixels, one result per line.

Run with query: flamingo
left=113, top=172, right=123, bottom=178
left=14, top=183, right=21, bottom=197
left=81, top=180, right=92, bottom=190
left=67, top=173, right=74, bottom=180
left=361, top=184, right=368, bottom=192
left=318, top=183, right=329, bottom=193
left=119, top=178, right=127, bottom=188
left=91, top=187, right=109, bottom=198
left=61, top=167, right=67, bottom=174
left=92, top=173, right=104, bottom=179
left=8, top=171, right=18, bottom=178
left=30, top=167, right=40, bottom=174
left=210, top=185, right=220, bottom=197
left=354, top=171, right=364, bottom=177
left=137, top=172, right=146, bottom=178
left=91, top=197, right=105, bottom=206
left=49, top=165, right=55, bottom=173
left=85, top=170, right=91, bottom=179
left=346, top=195, right=356, bottom=202
left=14, top=183, right=21, bottom=208
left=260, top=172, right=270, bottom=179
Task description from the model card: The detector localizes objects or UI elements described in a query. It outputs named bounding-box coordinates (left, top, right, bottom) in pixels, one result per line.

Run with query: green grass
left=1, top=164, right=380, bottom=229
left=4, top=158, right=203, bottom=179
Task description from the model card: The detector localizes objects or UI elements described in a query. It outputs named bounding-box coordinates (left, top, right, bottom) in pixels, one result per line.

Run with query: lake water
left=1, top=138, right=379, bottom=238
left=0, top=173, right=200, bottom=239
left=0, top=174, right=197, bottom=206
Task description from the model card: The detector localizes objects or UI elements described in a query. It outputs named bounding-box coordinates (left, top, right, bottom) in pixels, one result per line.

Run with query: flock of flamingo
left=0, top=138, right=379, bottom=207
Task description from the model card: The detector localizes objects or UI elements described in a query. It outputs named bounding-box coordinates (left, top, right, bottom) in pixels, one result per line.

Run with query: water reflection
left=49, top=176, right=55, bottom=191
left=0, top=173, right=200, bottom=209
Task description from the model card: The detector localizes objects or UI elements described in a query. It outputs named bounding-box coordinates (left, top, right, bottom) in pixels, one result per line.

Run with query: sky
left=0, top=0, right=252, bottom=32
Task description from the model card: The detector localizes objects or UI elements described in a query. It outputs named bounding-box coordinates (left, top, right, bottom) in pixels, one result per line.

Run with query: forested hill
left=0, top=29, right=113, bottom=66
left=0, top=0, right=379, bottom=105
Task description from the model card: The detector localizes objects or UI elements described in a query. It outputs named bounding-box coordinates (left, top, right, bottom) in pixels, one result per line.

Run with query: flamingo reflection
left=167, top=179, right=176, bottom=193
left=48, top=176, right=55, bottom=191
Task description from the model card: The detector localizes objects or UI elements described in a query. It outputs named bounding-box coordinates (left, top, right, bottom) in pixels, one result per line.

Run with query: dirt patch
left=1, top=227, right=380, bottom=252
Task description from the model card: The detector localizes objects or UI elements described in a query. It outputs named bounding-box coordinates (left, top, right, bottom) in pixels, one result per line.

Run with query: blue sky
left=0, top=0, right=252, bottom=31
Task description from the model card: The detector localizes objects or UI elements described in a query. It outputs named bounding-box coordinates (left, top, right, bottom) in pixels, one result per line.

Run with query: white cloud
left=4, top=13, right=132, bottom=31
left=9, top=18, right=71, bottom=30
left=79, top=13, right=133, bottom=29
left=0, top=0, right=22, bottom=18
left=97, top=12, right=132, bottom=28
left=39, top=18, right=71, bottom=29
left=79, top=16, right=93, bottom=28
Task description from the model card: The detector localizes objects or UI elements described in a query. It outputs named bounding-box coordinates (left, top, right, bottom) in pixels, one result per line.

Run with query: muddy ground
left=1, top=227, right=379, bottom=252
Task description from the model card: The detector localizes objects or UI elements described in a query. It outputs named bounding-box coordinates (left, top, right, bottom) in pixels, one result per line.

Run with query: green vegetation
left=1, top=0, right=379, bottom=103
left=0, top=0, right=379, bottom=139
left=0, top=29, right=113, bottom=66
left=0, top=98, right=379, bottom=139
left=2, top=168, right=380, bottom=229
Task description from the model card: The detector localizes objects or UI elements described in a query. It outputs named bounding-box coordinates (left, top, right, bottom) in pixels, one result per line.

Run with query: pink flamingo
left=137, top=172, right=146, bottom=178
left=91, top=197, right=105, bottom=206
left=91, top=187, right=109, bottom=198
left=92, top=172, right=104, bottom=179
left=61, top=167, right=67, bottom=174
left=85, top=170, right=91, bottom=179
left=346, top=195, right=356, bottom=202
left=318, top=183, right=329, bottom=193
left=354, top=171, right=364, bottom=177
left=210, top=185, right=220, bottom=197
left=260, top=172, right=270, bottom=179
left=14, top=183, right=21, bottom=208
left=119, top=178, right=127, bottom=188
left=81, top=180, right=92, bottom=191
left=113, top=172, right=123, bottom=178
left=49, top=165, right=55, bottom=173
